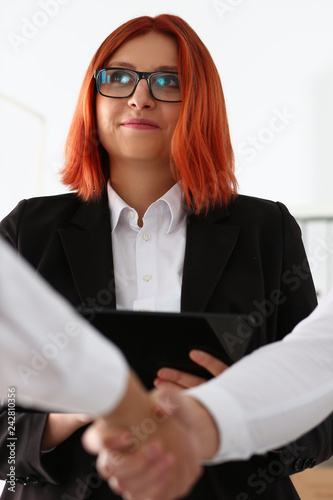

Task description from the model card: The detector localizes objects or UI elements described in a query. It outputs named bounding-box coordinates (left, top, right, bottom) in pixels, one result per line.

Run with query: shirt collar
left=107, top=181, right=185, bottom=234
left=107, top=182, right=134, bottom=233
left=157, top=183, right=186, bottom=233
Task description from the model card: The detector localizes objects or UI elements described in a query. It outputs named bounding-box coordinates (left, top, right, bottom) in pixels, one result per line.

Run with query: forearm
left=83, top=375, right=203, bottom=500
left=0, top=411, right=69, bottom=484
left=0, top=237, right=129, bottom=415
left=105, top=370, right=152, bottom=426
left=186, top=298, right=333, bottom=462
left=42, top=413, right=92, bottom=451
left=181, top=395, right=220, bottom=461
left=83, top=370, right=153, bottom=455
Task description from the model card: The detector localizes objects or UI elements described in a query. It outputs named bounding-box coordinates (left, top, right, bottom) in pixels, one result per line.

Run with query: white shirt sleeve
left=0, top=238, right=129, bottom=415
left=187, top=287, right=333, bottom=462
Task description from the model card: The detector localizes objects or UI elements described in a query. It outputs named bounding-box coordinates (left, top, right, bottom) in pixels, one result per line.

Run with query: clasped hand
left=154, top=349, right=228, bottom=390
left=82, top=350, right=228, bottom=500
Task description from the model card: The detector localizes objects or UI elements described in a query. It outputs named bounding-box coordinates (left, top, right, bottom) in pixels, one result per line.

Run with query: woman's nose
left=128, top=79, right=156, bottom=110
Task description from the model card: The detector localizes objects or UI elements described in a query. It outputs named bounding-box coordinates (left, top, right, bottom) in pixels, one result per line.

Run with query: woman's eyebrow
left=107, top=61, right=178, bottom=71
left=156, top=65, right=178, bottom=71
left=107, top=61, right=135, bottom=68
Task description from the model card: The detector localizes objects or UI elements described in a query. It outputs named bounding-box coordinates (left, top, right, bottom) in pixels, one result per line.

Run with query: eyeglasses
left=94, top=68, right=182, bottom=102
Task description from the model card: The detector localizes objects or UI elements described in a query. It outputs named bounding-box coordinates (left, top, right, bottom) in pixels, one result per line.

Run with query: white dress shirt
left=2, top=219, right=333, bottom=462
left=107, top=182, right=187, bottom=312
left=188, top=287, right=333, bottom=462
left=0, top=237, right=129, bottom=415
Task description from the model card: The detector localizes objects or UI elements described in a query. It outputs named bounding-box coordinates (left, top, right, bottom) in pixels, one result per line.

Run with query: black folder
left=83, top=309, right=259, bottom=389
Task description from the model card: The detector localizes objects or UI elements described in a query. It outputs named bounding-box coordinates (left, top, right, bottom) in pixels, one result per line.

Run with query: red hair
left=61, top=14, right=237, bottom=213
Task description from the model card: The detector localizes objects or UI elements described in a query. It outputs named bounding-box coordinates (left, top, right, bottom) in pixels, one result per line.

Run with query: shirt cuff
left=186, top=381, right=254, bottom=464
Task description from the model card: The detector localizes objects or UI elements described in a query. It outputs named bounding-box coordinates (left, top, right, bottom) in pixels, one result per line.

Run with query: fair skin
left=96, top=31, right=182, bottom=226
left=154, top=349, right=228, bottom=390
left=83, top=370, right=206, bottom=500
left=41, top=413, right=93, bottom=451
left=83, top=372, right=212, bottom=500
left=41, top=31, right=181, bottom=451
left=82, top=351, right=226, bottom=500
left=42, top=33, right=226, bottom=491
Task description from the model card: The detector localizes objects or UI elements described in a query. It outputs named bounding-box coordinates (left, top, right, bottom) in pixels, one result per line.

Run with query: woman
left=0, top=14, right=332, bottom=500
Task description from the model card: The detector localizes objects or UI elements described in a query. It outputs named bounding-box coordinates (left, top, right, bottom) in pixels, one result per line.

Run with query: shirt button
left=143, top=274, right=152, bottom=281
left=303, top=459, right=311, bottom=469
left=143, top=233, right=151, bottom=241
left=128, top=211, right=135, bottom=219
left=26, top=476, right=40, bottom=485
left=293, top=459, right=303, bottom=472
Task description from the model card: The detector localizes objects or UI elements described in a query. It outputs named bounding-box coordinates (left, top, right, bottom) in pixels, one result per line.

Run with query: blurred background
left=1, top=0, right=333, bottom=298
left=0, top=1, right=333, bottom=495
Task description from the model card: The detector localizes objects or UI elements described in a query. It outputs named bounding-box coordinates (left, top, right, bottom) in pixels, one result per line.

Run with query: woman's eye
left=111, top=72, right=132, bottom=84
left=155, top=75, right=179, bottom=88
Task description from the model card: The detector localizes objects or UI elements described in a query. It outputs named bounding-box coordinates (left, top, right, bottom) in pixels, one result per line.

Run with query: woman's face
left=96, top=32, right=182, bottom=168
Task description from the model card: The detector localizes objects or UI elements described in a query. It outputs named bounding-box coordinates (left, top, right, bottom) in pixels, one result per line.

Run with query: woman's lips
left=121, top=118, right=160, bottom=130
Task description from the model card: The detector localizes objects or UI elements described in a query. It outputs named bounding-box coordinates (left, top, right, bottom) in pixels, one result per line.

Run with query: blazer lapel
left=181, top=209, right=239, bottom=312
left=58, top=193, right=116, bottom=309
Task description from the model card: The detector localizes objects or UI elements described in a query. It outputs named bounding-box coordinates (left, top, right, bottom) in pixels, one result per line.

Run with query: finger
left=76, top=414, right=94, bottom=424
left=153, top=378, right=184, bottom=390
left=101, top=429, right=139, bottom=452
left=82, top=421, right=105, bottom=454
left=108, top=476, right=122, bottom=496
left=97, top=440, right=165, bottom=481
left=114, top=452, right=174, bottom=500
left=155, top=368, right=207, bottom=389
left=82, top=420, right=127, bottom=455
left=96, top=449, right=117, bottom=481
left=83, top=424, right=135, bottom=460
left=189, top=350, right=229, bottom=376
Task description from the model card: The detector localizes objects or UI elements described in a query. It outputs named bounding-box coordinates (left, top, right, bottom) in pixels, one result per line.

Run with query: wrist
left=102, top=371, right=152, bottom=428
left=42, top=413, right=91, bottom=452
left=183, top=395, right=220, bottom=461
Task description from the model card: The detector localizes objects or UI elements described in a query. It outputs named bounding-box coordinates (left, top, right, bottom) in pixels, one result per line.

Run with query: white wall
left=2, top=0, right=333, bottom=298
left=0, top=1, right=333, bottom=494
left=1, top=0, right=333, bottom=218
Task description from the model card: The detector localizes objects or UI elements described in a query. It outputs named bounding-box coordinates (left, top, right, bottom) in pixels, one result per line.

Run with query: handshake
left=82, top=363, right=222, bottom=500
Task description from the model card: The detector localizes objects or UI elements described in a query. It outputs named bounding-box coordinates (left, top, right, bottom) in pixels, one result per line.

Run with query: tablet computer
left=82, top=309, right=259, bottom=388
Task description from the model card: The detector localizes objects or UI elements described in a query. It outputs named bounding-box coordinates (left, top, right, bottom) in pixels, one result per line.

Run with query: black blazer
left=1, top=192, right=332, bottom=500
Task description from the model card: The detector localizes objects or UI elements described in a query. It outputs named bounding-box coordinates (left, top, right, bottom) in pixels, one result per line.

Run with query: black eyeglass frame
left=94, top=67, right=182, bottom=103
